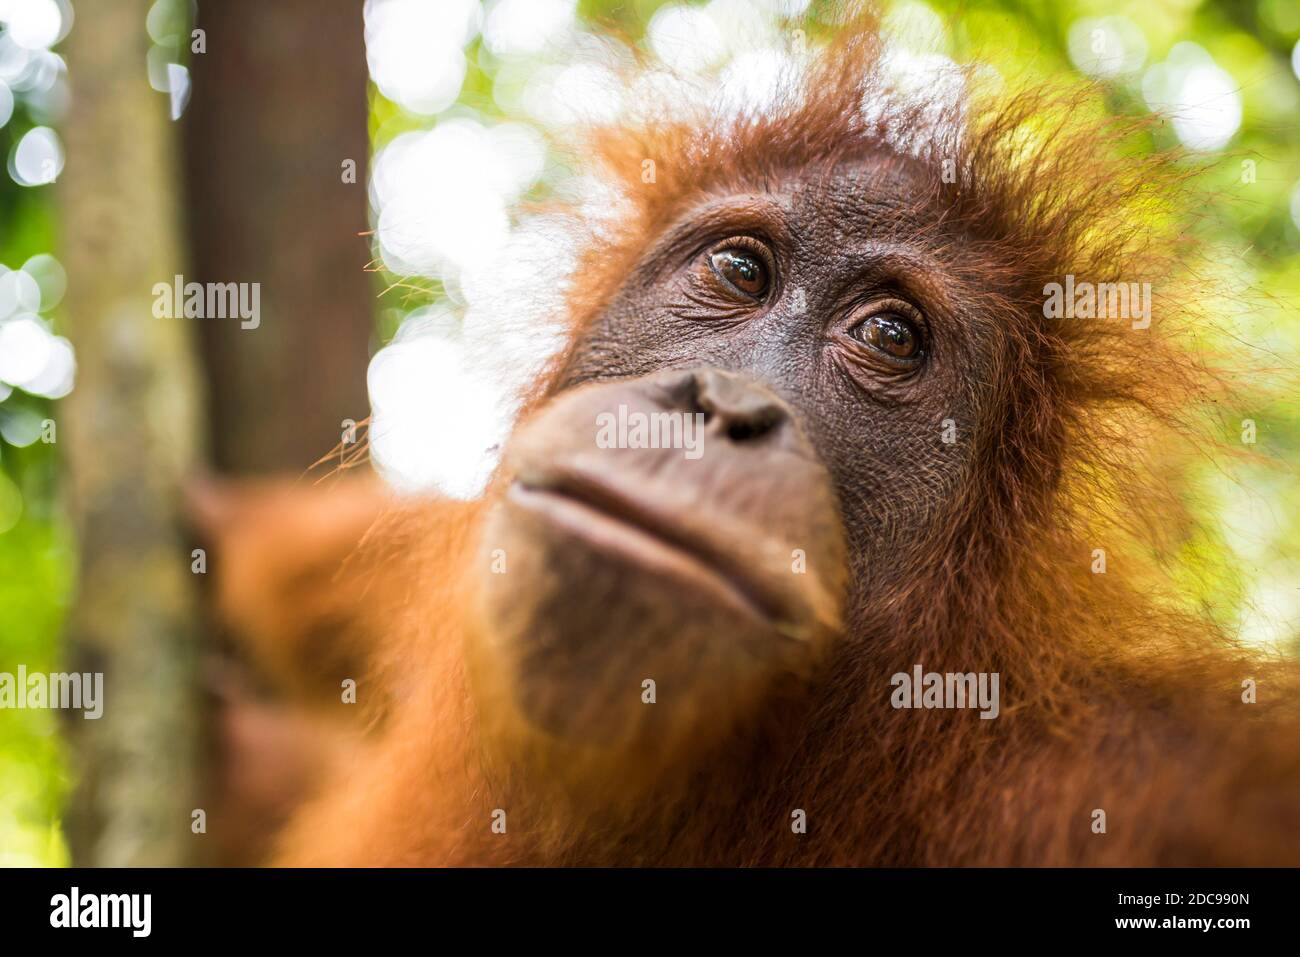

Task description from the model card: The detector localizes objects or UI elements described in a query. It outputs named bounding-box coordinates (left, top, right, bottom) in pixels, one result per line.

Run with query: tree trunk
left=58, top=0, right=205, bottom=866
left=182, top=0, right=375, bottom=474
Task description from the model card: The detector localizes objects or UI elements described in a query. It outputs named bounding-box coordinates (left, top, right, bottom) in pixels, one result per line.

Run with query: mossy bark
left=58, top=0, right=205, bottom=866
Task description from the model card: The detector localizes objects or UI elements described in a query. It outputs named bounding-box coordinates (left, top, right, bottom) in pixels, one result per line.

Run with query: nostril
left=725, top=411, right=779, bottom=442
left=689, top=368, right=788, bottom=443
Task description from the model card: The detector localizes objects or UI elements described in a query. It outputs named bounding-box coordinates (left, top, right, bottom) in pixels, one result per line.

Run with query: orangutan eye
left=852, top=308, right=924, bottom=362
left=710, top=248, right=769, bottom=297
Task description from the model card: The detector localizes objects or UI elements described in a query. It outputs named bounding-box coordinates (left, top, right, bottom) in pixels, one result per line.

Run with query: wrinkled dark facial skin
left=559, top=155, right=999, bottom=587
left=474, top=154, right=1001, bottom=790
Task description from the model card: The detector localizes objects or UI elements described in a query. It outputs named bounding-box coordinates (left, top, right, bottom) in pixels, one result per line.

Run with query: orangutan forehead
left=641, top=151, right=948, bottom=256
left=780, top=150, right=941, bottom=214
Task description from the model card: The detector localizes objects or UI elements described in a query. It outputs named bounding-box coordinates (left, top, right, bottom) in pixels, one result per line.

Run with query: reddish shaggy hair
left=210, top=12, right=1299, bottom=866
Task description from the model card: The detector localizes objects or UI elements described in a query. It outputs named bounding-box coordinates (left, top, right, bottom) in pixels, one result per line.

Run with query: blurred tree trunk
left=58, top=0, right=205, bottom=865
left=182, top=0, right=374, bottom=474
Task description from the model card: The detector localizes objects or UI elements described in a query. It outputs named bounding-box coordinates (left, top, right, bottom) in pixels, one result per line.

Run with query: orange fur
left=214, top=13, right=1298, bottom=866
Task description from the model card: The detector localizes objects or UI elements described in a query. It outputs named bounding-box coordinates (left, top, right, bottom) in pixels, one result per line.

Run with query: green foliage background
left=0, top=44, right=73, bottom=865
